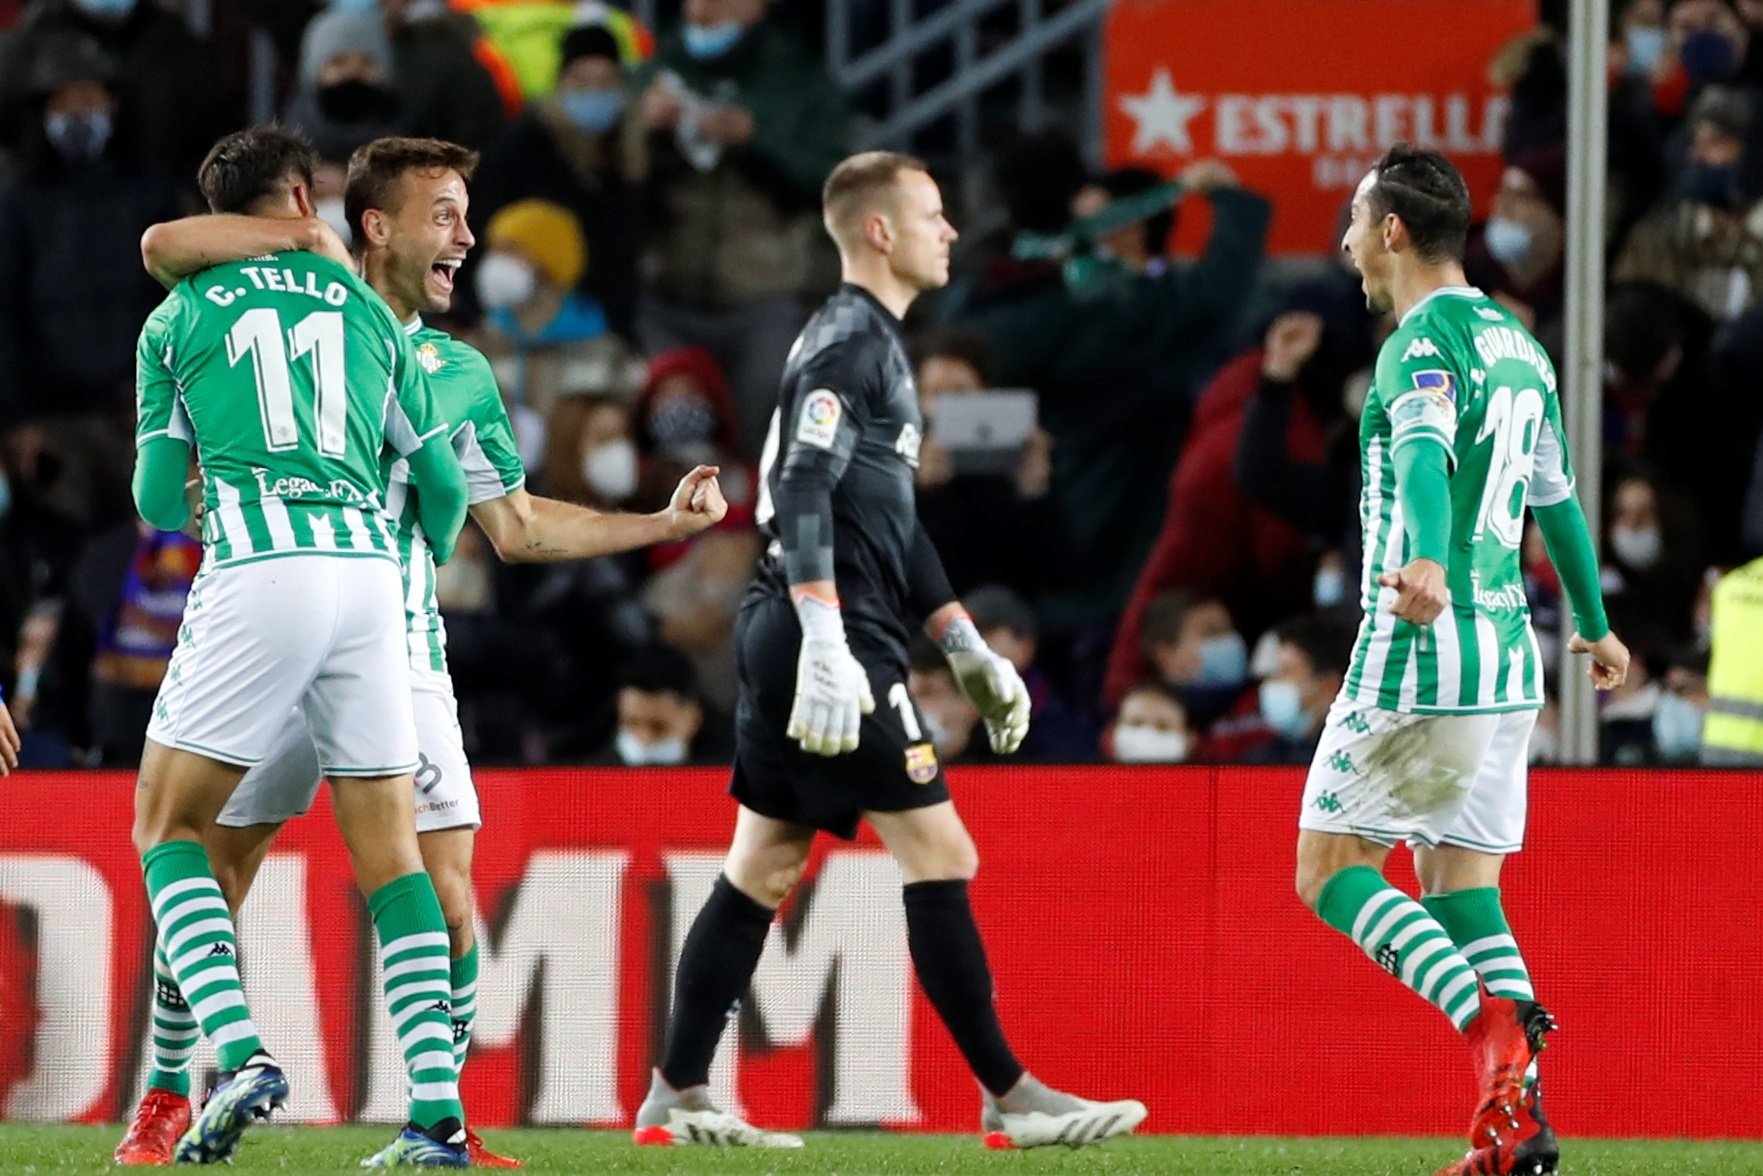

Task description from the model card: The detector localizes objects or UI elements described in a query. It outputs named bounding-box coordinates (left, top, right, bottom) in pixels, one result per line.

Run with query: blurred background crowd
left=0, top=0, right=1755, bottom=771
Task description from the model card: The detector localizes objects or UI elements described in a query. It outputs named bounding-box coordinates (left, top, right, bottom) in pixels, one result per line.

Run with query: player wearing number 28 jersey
left=1292, top=145, right=1631, bottom=1176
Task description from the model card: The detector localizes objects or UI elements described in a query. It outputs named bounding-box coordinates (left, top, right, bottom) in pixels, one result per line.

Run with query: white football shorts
left=1298, top=695, right=1539, bottom=854
left=147, top=556, right=417, bottom=777
left=216, top=665, right=479, bottom=832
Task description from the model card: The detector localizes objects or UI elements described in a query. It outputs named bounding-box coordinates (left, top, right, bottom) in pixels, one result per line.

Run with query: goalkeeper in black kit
left=632, top=151, right=1148, bottom=1150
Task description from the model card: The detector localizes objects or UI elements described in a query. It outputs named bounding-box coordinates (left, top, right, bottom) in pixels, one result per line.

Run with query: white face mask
left=581, top=438, right=638, bottom=499
left=923, top=712, right=964, bottom=758
left=1610, top=525, right=1663, bottom=570
left=476, top=251, right=537, bottom=310
left=616, top=729, right=688, bottom=766
left=315, top=197, right=352, bottom=248
left=1112, top=724, right=1190, bottom=763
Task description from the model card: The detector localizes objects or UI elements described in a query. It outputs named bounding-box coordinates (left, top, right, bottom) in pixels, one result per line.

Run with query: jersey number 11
left=227, top=307, right=349, bottom=458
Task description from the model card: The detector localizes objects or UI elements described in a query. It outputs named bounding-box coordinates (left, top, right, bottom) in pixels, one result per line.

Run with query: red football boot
left=1464, top=988, right=1556, bottom=1148
left=1436, top=1084, right=1559, bottom=1176
left=465, top=1126, right=523, bottom=1167
left=113, top=1088, right=192, bottom=1166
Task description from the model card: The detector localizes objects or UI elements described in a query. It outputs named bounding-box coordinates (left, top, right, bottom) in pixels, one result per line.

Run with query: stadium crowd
left=0, top=0, right=1755, bottom=771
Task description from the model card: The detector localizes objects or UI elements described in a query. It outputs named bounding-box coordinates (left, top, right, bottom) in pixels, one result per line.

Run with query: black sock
left=659, top=875, right=773, bottom=1089
left=903, top=879, right=1024, bottom=1097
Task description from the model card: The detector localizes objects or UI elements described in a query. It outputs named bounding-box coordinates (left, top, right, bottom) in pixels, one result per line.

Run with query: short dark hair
left=1367, top=142, right=1472, bottom=263
left=1275, top=610, right=1360, bottom=679
left=618, top=643, right=699, bottom=702
left=1120, top=678, right=1186, bottom=712
left=823, top=150, right=929, bottom=239
left=1140, top=590, right=1200, bottom=652
left=910, top=327, right=994, bottom=386
left=344, top=136, right=480, bottom=251
left=197, top=126, right=318, bottom=214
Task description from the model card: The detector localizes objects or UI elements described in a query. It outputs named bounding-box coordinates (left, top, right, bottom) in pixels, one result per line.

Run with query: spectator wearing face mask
left=0, top=0, right=232, bottom=177
left=472, top=198, right=643, bottom=429
left=475, top=21, right=647, bottom=339
left=1466, top=144, right=1569, bottom=357
left=907, top=637, right=991, bottom=766
left=1103, top=277, right=1364, bottom=711
left=1236, top=611, right=1356, bottom=766
left=603, top=644, right=721, bottom=766
left=634, top=0, right=851, bottom=458
left=1105, top=681, right=1193, bottom=765
left=1602, top=469, right=1708, bottom=652
left=282, top=7, right=403, bottom=161
left=632, top=349, right=760, bottom=714
left=1616, top=85, right=1763, bottom=320
left=1651, top=645, right=1712, bottom=762
left=1128, top=591, right=1250, bottom=734
left=0, top=39, right=177, bottom=532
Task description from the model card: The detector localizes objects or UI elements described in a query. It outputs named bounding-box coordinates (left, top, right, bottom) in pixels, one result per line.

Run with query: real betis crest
left=416, top=342, right=443, bottom=374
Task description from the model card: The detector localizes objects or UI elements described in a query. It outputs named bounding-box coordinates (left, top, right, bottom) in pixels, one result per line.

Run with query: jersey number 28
left=1472, top=385, right=1544, bottom=549
left=227, top=307, right=348, bottom=458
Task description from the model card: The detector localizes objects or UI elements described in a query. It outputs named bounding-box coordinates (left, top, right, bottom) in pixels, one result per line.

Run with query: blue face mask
left=1484, top=216, right=1534, bottom=269
left=1259, top=679, right=1312, bottom=741
left=1194, top=633, right=1247, bottom=688
left=1652, top=692, right=1705, bottom=762
left=1681, top=29, right=1740, bottom=83
left=1625, top=26, right=1666, bottom=74
left=1313, top=563, right=1348, bottom=608
left=1682, top=161, right=1742, bottom=209
left=71, top=0, right=137, bottom=17
left=683, top=19, right=744, bottom=59
left=560, top=88, right=625, bottom=134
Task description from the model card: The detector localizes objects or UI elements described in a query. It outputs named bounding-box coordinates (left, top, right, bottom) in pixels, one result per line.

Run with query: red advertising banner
left=2, top=766, right=1761, bottom=1137
left=1103, top=0, right=1538, bottom=254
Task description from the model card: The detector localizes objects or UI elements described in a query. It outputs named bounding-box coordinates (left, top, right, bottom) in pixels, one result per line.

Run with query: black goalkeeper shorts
left=729, top=596, right=949, bottom=840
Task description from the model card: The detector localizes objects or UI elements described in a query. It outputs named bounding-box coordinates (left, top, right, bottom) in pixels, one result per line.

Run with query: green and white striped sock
left=142, top=840, right=265, bottom=1073
left=450, top=944, right=477, bottom=1075
left=369, top=873, right=463, bottom=1130
left=148, top=944, right=197, bottom=1096
left=1317, top=866, right=1482, bottom=1032
left=1423, top=887, right=1535, bottom=1000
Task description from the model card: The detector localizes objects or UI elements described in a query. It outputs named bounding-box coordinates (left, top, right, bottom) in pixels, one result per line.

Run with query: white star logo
left=1117, top=67, right=1208, bottom=156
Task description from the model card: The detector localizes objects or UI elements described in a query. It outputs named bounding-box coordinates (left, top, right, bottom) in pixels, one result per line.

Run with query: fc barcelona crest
left=905, top=743, right=938, bottom=785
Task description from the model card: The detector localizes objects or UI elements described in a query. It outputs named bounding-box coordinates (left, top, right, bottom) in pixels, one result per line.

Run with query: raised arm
left=471, top=468, right=727, bottom=562
left=141, top=215, right=350, bottom=289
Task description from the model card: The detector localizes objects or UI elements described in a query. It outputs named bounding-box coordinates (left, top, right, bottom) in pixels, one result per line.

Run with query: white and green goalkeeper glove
left=938, top=613, right=1031, bottom=754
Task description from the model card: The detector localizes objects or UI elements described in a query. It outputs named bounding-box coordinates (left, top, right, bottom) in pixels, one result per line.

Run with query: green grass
left=3, top=1126, right=1763, bottom=1174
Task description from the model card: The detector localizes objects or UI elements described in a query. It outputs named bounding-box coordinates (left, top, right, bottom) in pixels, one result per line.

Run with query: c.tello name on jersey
left=206, top=267, right=350, bottom=309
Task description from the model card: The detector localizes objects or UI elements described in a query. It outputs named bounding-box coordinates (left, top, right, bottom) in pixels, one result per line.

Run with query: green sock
left=370, top=873, right=464, bottom=1130
left=142, top=840, right=264, bottom=1072
left=1316, top=865, right=1482, bottom=1032
left=148, top=944, right=196, bottom=1097
left=1423, top=887, right=1535, bottom=1001
left=450, top=944, right=478, bottom=1075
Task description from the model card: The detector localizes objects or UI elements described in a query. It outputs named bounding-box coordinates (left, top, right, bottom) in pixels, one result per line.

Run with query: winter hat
left=485, top=199, right=587, bottom=289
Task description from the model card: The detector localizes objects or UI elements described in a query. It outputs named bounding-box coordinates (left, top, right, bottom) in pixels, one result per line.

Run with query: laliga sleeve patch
left=796, top=388, right=843, bottom=449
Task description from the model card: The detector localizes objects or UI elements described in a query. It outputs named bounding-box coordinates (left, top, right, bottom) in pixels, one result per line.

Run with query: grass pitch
left=1, top=1126, right=1761, bottom=1174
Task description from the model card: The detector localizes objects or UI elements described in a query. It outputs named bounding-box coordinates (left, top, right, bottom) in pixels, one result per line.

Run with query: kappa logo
left=1402, top=337, right=1441, bottom=361
left=1375, top=943, right=1401, bottom=977
left=208, top=942, right=234, bottom=959
left=1313, top=791, right=1343, bottom=814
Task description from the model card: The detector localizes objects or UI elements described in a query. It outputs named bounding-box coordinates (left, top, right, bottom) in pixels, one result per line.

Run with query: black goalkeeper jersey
left=748, top=282, right=954, bottom=662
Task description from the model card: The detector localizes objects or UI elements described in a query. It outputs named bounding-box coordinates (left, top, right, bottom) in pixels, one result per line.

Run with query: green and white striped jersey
left=135, top=251, right=445, bottom=569
left=385, top=320, right=525, bottom=672
left=1344, top=286, right=1574, bottom=714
